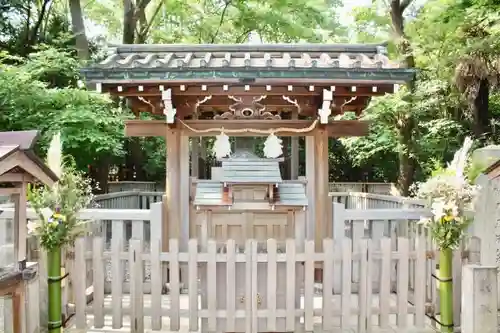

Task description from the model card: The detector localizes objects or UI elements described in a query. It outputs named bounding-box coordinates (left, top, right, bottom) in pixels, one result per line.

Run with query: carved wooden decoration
left=162, top=88, right=176, bottom=123
left=282, top=95, right=301, bottom=113
left=318, top=89, right=333, bottom=124
left=214, top=95, right=281, bottom=120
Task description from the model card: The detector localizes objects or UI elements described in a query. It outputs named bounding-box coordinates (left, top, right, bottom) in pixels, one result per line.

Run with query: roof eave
left=81, top=67, right=416, bottom=86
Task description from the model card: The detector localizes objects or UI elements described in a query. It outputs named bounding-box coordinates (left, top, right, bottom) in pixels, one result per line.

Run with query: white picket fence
left=70, top=235, right=480, bottom=333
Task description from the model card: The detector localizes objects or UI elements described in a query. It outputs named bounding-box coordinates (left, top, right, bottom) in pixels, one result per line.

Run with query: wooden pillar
left=191, top=138, right=200, bottom=178
left=305, top=135, right=316, bottom=241
left=163, top=128, right=180, bottom=252
left=179, top=134, right=190, bottom=244
left=191, top=114, right=200, bottom=178
left=179, top=134, right=190, bottom=286
left=291, top=112, right=299, bottom=179
left=200, top=138, right=207, bottom=179
left=314, top=129, right=331, bottom=249
left=13, top=183, right=27, bottom=264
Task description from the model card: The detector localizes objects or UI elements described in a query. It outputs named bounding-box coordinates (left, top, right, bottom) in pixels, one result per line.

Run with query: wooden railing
left=93, top=191, right=163, bottom=209
left=328, top=182, right=397, bottom=195
left=93, top=189, right=418, bottom=210
left=330, top=192, right=426, bottom=209
left=105, top=181, right=395, bottom=195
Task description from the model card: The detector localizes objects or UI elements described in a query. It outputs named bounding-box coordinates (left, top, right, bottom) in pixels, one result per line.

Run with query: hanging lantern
left=214, top=131, right=231, bottom=159
left=263, top=133, right=283, bottom=158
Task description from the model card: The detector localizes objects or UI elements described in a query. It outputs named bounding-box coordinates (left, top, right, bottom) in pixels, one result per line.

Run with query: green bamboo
left=47, top=248, right=62, bottom=333
left=439, top=248, right=453, bottom=333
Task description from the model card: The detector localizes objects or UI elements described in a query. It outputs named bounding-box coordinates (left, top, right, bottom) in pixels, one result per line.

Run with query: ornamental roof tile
left=94, top=43, right=399, bottom=70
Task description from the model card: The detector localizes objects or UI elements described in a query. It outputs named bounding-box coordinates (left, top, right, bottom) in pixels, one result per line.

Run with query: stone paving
left=66, top=295, right=438, bottom=333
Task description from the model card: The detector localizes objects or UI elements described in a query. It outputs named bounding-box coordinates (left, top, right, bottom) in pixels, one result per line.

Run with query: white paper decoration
left=47, top=132, right=62, bottom=179
left=263, top=133, right=283, bottom=158
left=214, top=131, right=232, bottom=159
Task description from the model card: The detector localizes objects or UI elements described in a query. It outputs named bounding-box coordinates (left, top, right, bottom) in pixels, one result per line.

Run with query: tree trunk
left=390, top=0, right=417, bottom=195
left=68, top=0, right=90, bottom=59
left=122, top=0, right=136, bottom=44
left=397, top=150, right=415, bottom=196
left=471, top=79, right=490, bottom=140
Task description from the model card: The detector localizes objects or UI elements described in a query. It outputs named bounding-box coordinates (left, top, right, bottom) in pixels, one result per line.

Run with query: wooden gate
left=70, top=236, right=479, bottom=333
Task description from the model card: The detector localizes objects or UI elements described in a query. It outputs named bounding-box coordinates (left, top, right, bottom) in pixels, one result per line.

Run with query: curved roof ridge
left=108, top=42, right=389, bottom=55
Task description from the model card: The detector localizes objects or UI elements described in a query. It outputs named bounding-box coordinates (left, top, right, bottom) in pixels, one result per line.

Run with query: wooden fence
left=92, top=183, right=398, bottom=210
left=70, top=235, right=480, bottom=333
left=330, top=192, right=426, bottom=210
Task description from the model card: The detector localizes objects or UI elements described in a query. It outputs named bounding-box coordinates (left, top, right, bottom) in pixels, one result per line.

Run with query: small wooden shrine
left=0, top=130, right=58, bottom=333
left=82, top=42, right=413, bottom=266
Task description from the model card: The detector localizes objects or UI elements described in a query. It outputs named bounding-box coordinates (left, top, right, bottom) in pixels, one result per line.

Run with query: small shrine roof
left=82, top=43, right=415, bottom=84
left=192, top=182, right=308, bottom=207
left=221, top=159, right=283, bottom=184
left=0, top=130, right=58, bottom=185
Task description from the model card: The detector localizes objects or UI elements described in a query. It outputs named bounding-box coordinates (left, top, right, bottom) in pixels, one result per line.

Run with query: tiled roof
left=275, top=183, right=308, bottom=206
left=95, top=43, right=399, bottom=70
left=81, top=43, right=415, bottom=83
left=221, top=159, right=283, bottom=184
left=192, top=181, right=308, bottom=207
left=192, top=182, right=225, bottom=206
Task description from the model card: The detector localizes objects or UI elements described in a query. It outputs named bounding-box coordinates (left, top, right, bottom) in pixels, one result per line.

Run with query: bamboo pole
left=47, top=248, right=62, bottom=333
left=439, top=248, right=453, bottom=333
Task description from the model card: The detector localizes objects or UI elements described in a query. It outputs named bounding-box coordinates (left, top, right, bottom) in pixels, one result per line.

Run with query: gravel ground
left=104, top=242, right=152, bottom=282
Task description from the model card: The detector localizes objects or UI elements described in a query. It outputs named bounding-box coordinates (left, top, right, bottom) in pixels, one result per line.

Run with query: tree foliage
left=0, top=49, right=127, bottom=177
left=1, top=0, right=500, bottom=193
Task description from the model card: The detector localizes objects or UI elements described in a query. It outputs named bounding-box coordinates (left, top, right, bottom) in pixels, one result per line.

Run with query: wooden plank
left=414, top=234, right=426, bottom=328
left=74, top=238, right=87, bottom=329
left=129, top=239, right=144, bottom=333
left=169, top=239, right=180, bottom=331
left=12, top=287, right=22, bottom=333
left=322, top=239, right=334, bottom=330
left=131, top=220, right=144, bottom=242
left=245, top=239, right=253, bottom=333
left=304, top=240, right=314, bottom=331
left=397, top=237, right=409, bottom=328
left=92, top=237, right=105, bottom=328
left=151, top=238, right=162, bottom=330
left=366, top=239, right=373, bottom=332
left=111, top=234, right=123, bottom=329
left=188, top=239, right=199, bottom=331
left=358, top=239, right=368, bottom=333
left=452, top=248, right=463, bottom=327
left=251, top=239, right=258, bottom=333
left=125, top=119, right=369, bottom=137
left=379, top=238, right=391, bottom=328
left=267, top=239, right=277, bottom=331
left=207, top=240, right=217, bottom=332
left=341, top=239, right=352, bottom=329
left=226, top=239, right=236, bottom=332
left=285, top=239, right=296, bottom=331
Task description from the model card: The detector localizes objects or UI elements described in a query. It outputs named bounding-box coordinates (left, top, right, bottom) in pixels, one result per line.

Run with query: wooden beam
left=125, top=119, right=370, bottom=137
left=107, top=84, right=394, bottom=97
left=0, top=187, right=21, bottom=195
left=0, top=172, right=34, bottom=182
left=173, top=95, right=320, bottom=106
left=125, top=120, right=167, bottom=137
